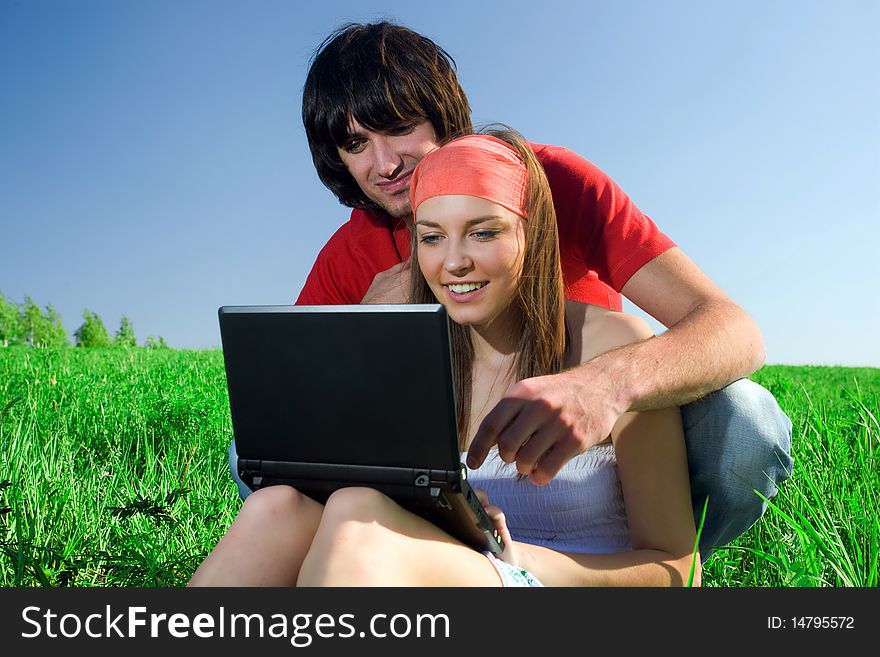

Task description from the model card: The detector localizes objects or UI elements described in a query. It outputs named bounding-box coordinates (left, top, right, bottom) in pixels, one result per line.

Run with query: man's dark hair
left=302, top=21, right=473, bottom=210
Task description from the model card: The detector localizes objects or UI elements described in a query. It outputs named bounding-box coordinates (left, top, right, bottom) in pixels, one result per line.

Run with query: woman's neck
left=468, top=308, right=520, bottom=367
left=464, top=314, right=520, bottom=445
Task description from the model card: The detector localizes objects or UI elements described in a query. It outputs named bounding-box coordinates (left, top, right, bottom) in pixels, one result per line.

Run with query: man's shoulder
left=337, top=207, right=392, bottom=233
left=528, top=141, right=610, bottom=188
left=298, top=207, right=400, bottom=305
left=529, top=141, right=595, bottom=169
left=321, top=208, right=394, bottom=249
left=529, top=141, right=578, bottom=160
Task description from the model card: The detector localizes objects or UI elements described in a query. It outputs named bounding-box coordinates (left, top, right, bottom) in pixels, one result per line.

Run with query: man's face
left=337, top=118, right=439, bottom=219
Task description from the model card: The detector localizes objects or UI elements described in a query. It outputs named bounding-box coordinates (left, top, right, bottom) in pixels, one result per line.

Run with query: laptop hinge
left=239, top=459, right=457, bottom=494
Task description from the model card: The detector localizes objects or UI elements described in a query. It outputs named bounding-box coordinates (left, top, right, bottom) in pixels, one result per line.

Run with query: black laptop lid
left=218, top=304, right=461, bottom=471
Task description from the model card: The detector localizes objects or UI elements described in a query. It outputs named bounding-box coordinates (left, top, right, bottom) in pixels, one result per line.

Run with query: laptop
left=218, top=303, right=504, bottom=555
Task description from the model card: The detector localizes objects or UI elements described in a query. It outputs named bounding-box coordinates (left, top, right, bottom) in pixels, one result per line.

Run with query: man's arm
left=359, top=259, right=411, bottom=304
left=612, top=246, right=765, bottom=411
left=467, top=247, right=765, bottom=485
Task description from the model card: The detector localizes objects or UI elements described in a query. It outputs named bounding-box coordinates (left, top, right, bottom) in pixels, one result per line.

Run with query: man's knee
left=683, top=379, right=794, bottom=553
left=725, top=380, right=791, bottom=489
left=685, top=379, right=793, bottom=491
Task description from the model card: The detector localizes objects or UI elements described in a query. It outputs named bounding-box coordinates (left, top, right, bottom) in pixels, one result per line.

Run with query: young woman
left=189, top=132, right=699, bottom=587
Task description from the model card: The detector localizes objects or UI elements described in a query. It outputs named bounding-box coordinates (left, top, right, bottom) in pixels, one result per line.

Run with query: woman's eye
left=418, top=234, right=441, bottom=245
left=472, top=230, right=498, bottom=240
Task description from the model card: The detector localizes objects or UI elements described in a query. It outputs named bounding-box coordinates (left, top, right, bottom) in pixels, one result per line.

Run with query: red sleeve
left=534, top=143, right=676, bottom=310
left=295, top=222, right=361, bottom=305
left=295, top=209, right=407, bottom=305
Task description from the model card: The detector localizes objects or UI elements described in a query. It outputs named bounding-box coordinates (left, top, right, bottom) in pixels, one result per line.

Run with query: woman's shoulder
left=564, top=301, right=654, bottom=364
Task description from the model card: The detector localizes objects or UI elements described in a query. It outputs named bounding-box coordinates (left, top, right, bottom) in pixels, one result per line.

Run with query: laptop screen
left=219, top=304, right=462, bottom=471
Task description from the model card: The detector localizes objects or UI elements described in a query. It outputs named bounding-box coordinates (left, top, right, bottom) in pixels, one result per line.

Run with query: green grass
left=0, top=347, right=877, bottom=587
left=704, top=365, right=879, bottom=586
left=0, top=347, right=234, bottom=586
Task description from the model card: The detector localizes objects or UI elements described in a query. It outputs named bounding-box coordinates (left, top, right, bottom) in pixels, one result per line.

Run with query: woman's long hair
left=409, top=128, right=567, bottom=448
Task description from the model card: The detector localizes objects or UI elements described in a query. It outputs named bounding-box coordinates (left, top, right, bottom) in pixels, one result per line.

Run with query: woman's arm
left=513, top=308, right=700, bottom=586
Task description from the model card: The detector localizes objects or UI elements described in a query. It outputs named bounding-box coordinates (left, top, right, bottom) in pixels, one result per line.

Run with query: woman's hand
left=473, top=488, right=519, bottom=566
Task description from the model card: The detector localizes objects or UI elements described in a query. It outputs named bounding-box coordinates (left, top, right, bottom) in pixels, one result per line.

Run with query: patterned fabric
left=465, top=443, right=631, bottom=554
left=483, top=551, right=543, bottom=587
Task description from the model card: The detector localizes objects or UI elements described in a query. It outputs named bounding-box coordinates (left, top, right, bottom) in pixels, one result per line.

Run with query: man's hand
left=466, top=366, right=627, bottom=485
left=360, top=260, right=412, bottom=304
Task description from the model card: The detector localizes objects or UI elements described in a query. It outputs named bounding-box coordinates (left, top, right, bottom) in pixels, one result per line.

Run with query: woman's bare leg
left=297, top=487, right=502, bottom=587
left=188, top=485, right=324, bottom=586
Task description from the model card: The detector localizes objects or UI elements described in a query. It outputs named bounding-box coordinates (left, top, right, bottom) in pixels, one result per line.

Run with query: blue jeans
left=228, top=378, right=793, bottom=559
left=681, top=378, right=793, bottom=558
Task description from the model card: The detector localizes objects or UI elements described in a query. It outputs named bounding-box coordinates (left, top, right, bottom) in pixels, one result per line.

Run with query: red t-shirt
left=296, top=143, right=675, bottom=311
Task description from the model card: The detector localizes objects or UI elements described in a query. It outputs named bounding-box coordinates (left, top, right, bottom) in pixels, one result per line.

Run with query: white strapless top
left=464, top=443, right=631, bottom=554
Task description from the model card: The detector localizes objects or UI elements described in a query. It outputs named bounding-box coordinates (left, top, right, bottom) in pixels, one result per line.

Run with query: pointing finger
left=466, top=397, right=523, bottom=469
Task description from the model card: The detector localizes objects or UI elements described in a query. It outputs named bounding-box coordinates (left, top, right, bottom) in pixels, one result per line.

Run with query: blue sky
left=1, top=0, right=877, bottom=366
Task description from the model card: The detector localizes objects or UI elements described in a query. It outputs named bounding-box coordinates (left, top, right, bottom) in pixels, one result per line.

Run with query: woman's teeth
left=447, top=282, right=486, bottom=294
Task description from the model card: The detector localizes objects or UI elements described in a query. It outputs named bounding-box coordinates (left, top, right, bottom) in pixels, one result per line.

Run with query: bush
left=115, top=316, right=137, bottom=348
left=3, top=296, right=167, bottom=350
left=144, top=336, right=169, bottom=350
left=74, top=310, right=112, bottom=348
left=24, top=298, right=69, bottom=348
left=0, top=291, right=24, bottom=346
left=39, top=304, right=69, bottom=348
left=0, top=293, right=68, bottom=347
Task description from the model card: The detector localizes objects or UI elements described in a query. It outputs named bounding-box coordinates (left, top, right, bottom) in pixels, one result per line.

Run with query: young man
left=234, top=21, right=792, bottom=557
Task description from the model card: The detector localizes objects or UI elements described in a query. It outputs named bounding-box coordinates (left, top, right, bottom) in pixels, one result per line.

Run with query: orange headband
left=410, top=134, right=528, bottom=219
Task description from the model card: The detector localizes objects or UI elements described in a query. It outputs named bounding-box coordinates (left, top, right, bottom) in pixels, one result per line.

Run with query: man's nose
left=373, top=137, right=404, bottom=178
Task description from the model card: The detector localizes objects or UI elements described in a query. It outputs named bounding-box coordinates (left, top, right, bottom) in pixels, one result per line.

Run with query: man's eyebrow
left=340, top=120, right=365, bottom=141
left=341, top=129, right=364, bottom=141
left=416, top=215, right=504, bottom=228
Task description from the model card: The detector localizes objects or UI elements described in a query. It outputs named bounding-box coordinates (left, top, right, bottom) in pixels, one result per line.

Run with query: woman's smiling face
left=415, top=194, right=525, bottom=330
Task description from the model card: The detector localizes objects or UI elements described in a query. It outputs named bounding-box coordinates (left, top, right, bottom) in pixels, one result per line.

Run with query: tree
left=144, top=335, right=169, bottom=349
left=21, top=296, right=43, bottom=346
left=19, top=297, right=66, bottom=347
left=0, top=291, right=24, bottom=346
left=115, top=316, right=137, bottom=348
left=74, top=309, right=111, bottom=348
left=36, top=304, right=69, bottom=348
left=1, top=294, right=67, bottom=347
